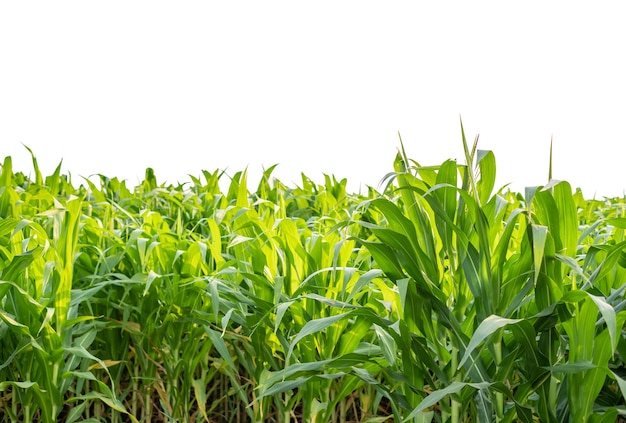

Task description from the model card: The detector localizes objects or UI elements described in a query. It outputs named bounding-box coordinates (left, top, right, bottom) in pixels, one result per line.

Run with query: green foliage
left=1, top=137, right=626, bottom=422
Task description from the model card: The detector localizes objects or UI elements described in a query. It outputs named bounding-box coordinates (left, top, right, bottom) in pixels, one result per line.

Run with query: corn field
left=1, top=131, right=626, bottom=422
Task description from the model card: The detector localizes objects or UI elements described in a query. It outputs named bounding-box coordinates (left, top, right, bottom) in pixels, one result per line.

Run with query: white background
left=1, top=2, right=625, bottom=197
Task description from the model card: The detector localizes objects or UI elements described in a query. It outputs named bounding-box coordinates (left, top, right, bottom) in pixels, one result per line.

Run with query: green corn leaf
left=304, top=293, right=358, bottom=309
left=204, top=327, right=236, bottom=369
left=405, top=381, right=492, bottom=421
left=256, top=378, right=311, bottom=401
left=531, top=225, right=548, bottom=284
left=287, top=312, right=352, bottom=365
left=459, top=315, right=522, bottom=369
left=373, top=324, right=397, bottom=366
left=544, top=361, right=597, bottom=373
left=344, top=269, right=383, bottom=303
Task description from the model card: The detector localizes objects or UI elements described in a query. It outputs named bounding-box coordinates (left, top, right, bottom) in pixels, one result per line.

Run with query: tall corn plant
left=349, top=124, right=626, bottom=422
left=0, top=154, right=135, bottom=422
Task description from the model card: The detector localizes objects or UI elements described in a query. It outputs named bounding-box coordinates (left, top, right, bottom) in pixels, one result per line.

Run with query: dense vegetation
left=1, top=133, right=626, bottom=422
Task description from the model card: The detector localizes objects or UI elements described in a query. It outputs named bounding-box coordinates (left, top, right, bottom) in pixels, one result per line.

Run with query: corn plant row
left=1, top=131, right=626, bottom=422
